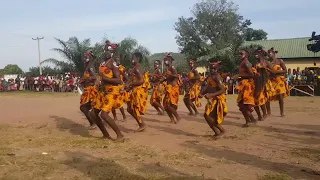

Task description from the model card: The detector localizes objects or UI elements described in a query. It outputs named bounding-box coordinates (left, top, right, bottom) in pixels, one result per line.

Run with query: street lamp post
left=32, top=37, right=44, bottom=75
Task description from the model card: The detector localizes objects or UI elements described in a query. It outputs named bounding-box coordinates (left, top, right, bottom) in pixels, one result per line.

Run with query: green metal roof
left=243, top=37, right=320, bottom=58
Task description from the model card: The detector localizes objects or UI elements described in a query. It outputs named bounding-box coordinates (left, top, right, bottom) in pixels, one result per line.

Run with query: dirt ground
left=0, top=92, right=319, bottom=180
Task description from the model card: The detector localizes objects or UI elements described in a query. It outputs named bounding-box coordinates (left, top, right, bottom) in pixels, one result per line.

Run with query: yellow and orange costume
left=92, top=61, right=125, bottom=112
left=150, top=72, right=165, bottom=105
left=119, top=65, right=130, bottom=103
left=270, top=64, right=289, bottom=101
left=265, top=79, right=275, bottom=100
left=204, top=77, right=228, bottom=124
left=163, top=71, right=180, bottom=109
left=236, top=61, right=256, bottom=112
left=187, top=71, right=202, bottom=107
left=80, top=71, right=99, bottom=105
left=254, top=65, right=268, bottom=106
left=236, top=78, right=255, bottom=109
left=129, top=71, right=150, bottom=118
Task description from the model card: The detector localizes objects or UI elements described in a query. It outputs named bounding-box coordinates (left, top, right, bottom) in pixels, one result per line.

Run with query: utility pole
left=32, top=37, right=44, bottom=75
left=161, top=58, right=164, bottom=73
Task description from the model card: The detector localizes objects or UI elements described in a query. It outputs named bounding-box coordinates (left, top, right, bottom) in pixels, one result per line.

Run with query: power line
left=32, top=37, right=44, bottom=75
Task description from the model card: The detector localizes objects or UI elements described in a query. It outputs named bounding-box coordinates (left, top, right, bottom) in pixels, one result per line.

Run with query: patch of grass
left=0, top=153, right=62, bottom=180
left=216, top=157, right=234, bottom=164
left=125, top=144, right=159, bottom=158
left=164, top=151, right=198, bottom=163
left=14, top=136, right=114, bottom=149
left=291, top=147, right=320, bottom=162
left=258, top=173, right=292, bottom=180
left=0, top=146, right=15, bottom=156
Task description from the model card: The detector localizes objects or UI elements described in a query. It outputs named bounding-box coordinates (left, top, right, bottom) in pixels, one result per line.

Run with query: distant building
left=243, top=37, right=320, bottom=70
left=3, top=74, right=18, bottom=81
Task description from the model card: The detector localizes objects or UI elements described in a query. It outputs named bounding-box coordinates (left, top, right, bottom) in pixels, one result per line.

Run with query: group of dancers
left=79, top=40, right=289, bottom=141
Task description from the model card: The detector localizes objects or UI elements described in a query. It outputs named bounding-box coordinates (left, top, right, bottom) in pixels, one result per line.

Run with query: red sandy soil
left=0, top=92, right=319, bottom=180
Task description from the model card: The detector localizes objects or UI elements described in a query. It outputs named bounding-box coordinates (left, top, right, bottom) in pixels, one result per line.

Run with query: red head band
left=164, top=53, right=173, bottom=60
left=85, top=51, right=94, bottom=57
left=256, top=49, right=267, bottom=56
left=209, top=61, right=221, bottom=68
left=105, top=42, right=118, bottom=51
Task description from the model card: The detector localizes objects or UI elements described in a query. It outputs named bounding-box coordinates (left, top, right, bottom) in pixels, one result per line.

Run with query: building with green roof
left=243, top=37, right=320, bottom=70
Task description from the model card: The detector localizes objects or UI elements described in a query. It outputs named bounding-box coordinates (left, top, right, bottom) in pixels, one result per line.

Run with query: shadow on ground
left=63, top=151, right=208, bottom=180
left=49, top=115, right=92, bottom=138
left=182, top=142, right=320, bottom=180
left=147, top=122, right=198, bottom=137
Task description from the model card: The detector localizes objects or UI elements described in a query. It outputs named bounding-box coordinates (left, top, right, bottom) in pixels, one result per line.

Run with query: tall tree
left=242, top=20, right=268, bottom=41
left=174, top=0, right=267, bottom=72
left=27, top=66, right=63, bottom=76
left=244, top=29, right=268, bottom=41
left=41, top=37, right=92, bottom=73
left=149, top=52, right=188, bottom=74
left=114, top=37, right=151, bottom=71
left=1, top=64, right=23, bottom=75
left=68, top=37, right=151, bottom=72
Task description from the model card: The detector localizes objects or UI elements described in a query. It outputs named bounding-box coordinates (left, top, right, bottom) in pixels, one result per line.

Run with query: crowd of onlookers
left=1, top=67, right=320, bottom=95
left=287, top=67, right=320, bottom=86
left=221, top=67, right=320, bottom=96
left=0, top=73, right=80, bottom=92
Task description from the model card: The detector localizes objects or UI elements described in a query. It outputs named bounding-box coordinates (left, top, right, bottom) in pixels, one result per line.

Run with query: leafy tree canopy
left=26, top=66, right=63, bottom=77
left=0, top=64, right=24, bottom=75
left=174, top=0, right=268, bottom=72
left=149, top=52, right=188, bottom=74
left=41, top=37, right=151, bottom=74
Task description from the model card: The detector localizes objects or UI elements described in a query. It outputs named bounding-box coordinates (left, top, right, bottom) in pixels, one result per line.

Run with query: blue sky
left=0, top=0, right=319, bottom=71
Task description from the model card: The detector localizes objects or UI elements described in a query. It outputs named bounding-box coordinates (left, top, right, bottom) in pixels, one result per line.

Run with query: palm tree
left=41, top=37, right=93, bottom=73
left=42, top=36, right=151, bottom=73
left=115, top=37, right=151, bottom=71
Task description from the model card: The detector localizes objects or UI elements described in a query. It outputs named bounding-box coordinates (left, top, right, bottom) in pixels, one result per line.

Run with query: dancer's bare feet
left=170, top=119, right=177, bottom=124
left=176, top=116, right=181, bottom=123
left=262, top=115, right=267, bottom=121
left=136, top=124, right=147, bottom=132
left=216, top=130, right=226, bottom=137
left=114, top=135, right=125, bottom=142
left=157, top=111, right=163, bottom=115
left=102, top=135, right=112, bottom=140
left=242, top=124, right=249, bottom=128
left=88, top=124, right=97, bottom=130
left=250, top=119, right=257, bottom=124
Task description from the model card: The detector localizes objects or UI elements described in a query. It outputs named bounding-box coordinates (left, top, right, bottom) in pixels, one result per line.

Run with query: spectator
left=287, top=68, right=293, bottom=85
